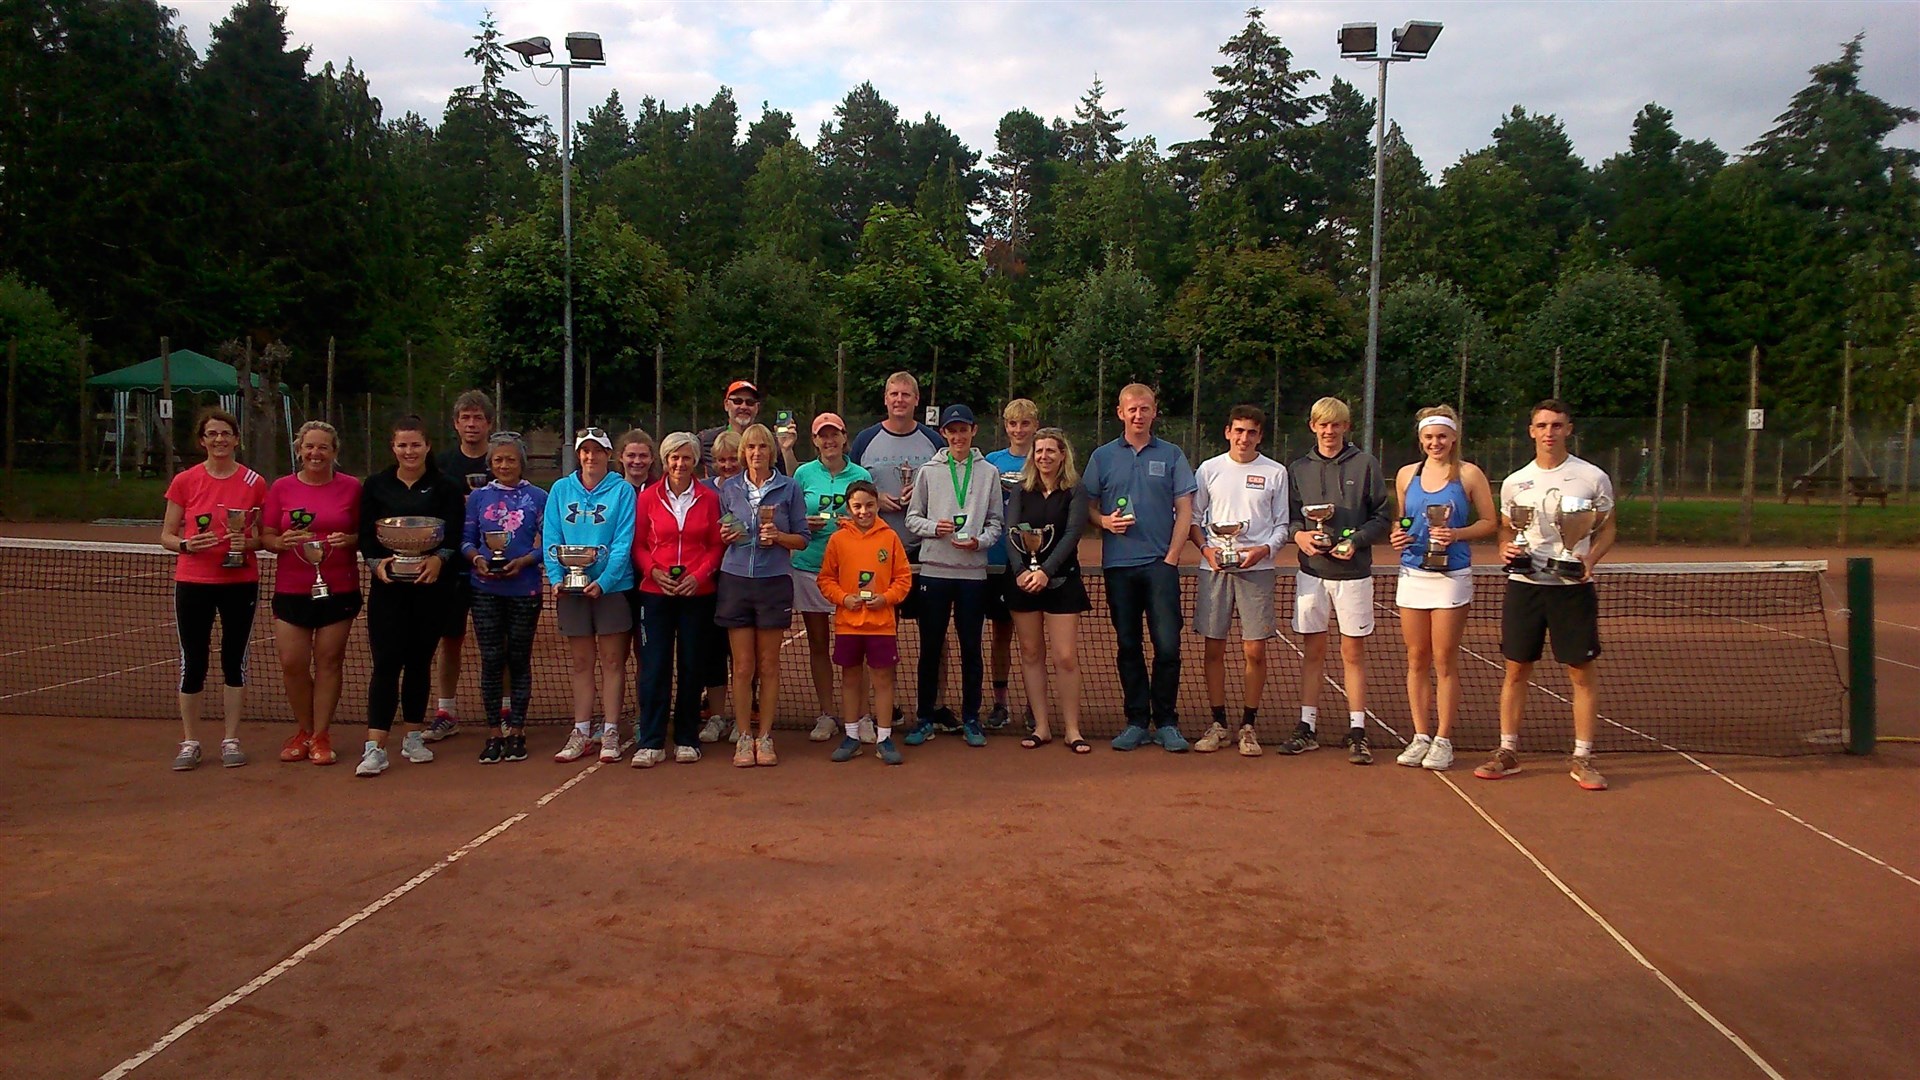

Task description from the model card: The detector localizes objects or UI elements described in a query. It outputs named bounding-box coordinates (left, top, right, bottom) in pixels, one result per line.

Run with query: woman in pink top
left=160, top=407, right=267, bottom=771
left=262, top=421, right=362, bottom=766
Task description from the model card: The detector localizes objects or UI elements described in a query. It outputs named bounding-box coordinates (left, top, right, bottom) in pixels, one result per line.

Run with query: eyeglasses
left=726, top=397, right=758, bottom=407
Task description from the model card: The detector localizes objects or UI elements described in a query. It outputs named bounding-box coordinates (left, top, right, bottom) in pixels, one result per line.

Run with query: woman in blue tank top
left=1387, top=406, right=1497, bottom=770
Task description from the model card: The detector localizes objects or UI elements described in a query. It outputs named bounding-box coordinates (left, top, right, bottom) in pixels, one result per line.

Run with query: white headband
left=1417, top=415, right=1458, bottom=433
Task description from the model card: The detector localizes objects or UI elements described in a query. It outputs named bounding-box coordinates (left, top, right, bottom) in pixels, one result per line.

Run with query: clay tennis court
left=2, top=528, right=1916, bottom=1078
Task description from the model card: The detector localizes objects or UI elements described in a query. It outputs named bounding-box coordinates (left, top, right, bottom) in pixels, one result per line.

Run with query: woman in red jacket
left=629, top=431, right=726, bottom=766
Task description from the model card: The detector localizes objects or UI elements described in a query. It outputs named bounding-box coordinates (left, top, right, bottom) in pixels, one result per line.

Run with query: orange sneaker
left=309, top=731, right=337, bottom=766
left=279, top=730, right=313, bottom=762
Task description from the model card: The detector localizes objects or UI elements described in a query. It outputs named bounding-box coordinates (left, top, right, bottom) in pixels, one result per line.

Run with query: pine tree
left=1065, top=75, right=1127, bottom=165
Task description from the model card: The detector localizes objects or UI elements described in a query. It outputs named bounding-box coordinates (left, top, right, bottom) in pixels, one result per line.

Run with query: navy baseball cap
left=938, top=404, right=976, bottom=428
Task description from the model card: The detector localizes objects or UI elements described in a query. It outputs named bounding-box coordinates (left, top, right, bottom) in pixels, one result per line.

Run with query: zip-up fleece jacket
left=817, top=519, right=913, bottom=635
left=631, top=479, right=724, bottom=597
left=905, top=447, right=1004, bottom=580
left=542, top=468, right=637, bottom=593
left=1286, top=442, right=1393, bottom=581
left=716, top=470, right=811, bottom=579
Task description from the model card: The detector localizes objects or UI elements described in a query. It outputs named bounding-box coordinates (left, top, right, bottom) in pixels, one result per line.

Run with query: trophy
left=1422, top=504, right=1454, bottom=571
left=776, top=410, right=796, bottom=439
left=999, top=469, right=1023, bottom=493
left=1206, top=520, right=1247, bottom=569
left=221, top=507, right=259, bottom=568
left=720, top=511, right=745, bottom=545
left=466, top=472, right=489, bottom=491
left=1504, top=504, right=1535, bottom=574
left=668, top=565, right=687, bottom=589
left=297, top=539, right=331, bottom=599
left=951, top=512, right=970, bottom=544
left=548, top=544, right=605, bottom=593
left=897, top=463, right=915, bottom=499
left=857, top=570, right=877, bottom=604
left=757, top=504, right=778, bottom=546
left=482, top=530, right=511, bottom=574
left=1332, top=529, right=1356, bottom=560
left=1013, top=523, right=1053, bottom=573
left=807, top=493, right=832, bottom=531
left=1113, top=496, right=1134, bottom=523
left=1303, top=504, right=1335, bottom=549
left=1546, top=492, right=1613, bottom=580
left=376, top=517, right=445, bottom=581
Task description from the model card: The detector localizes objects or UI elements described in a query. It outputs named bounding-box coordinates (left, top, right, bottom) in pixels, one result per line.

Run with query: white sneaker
left=401, top=731, right=434, bottom=763
left=599, top=726, right=625, bottom=763
left=355, top=743, right=389, bottom=777
left=554, top=729, right=593, bottom=763
left=698, top=716, right=730, bottom=744
left=629, top=747, right=666, bottom=769
left=1422, top=737, right=1455, bottom=771
left=171, top=740, right=202, bottom=771
left=1193, top=722, right=1230, bottom=753
left=674, top=745, right=702, bottom=764
left=1396, top=733, right=1434, bottom=767
left=857, top=716, right=876, bottom=744
left=809, top=714, right=839, bottom=742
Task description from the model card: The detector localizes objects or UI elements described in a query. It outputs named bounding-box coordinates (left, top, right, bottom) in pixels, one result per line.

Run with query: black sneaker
left=1278, top=723, right=1319, bottom=755
left=479, top=737, right=504, bottom=764
left=1343, top=729, right=1373, bottom=765
left=985, top=703, right=1011, bottom=730
left=502, top=734, right=528, bottom=762
left=932, top=706, right=961, bottom=734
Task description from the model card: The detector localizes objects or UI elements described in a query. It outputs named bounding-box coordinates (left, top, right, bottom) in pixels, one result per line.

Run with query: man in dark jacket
left=1282, top=396, right=1393, bottom=764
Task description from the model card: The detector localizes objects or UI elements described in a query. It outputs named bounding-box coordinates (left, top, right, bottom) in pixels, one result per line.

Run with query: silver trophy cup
left=1504, top=504, right=1535, bottom=574
left=1303, top=504, right=1335, bottom=549
left=1547, top=494, right=1613, bottom=580
left=482, top=530, right=511, bottom=574
left=297, top=539, right=331, bottom=599
left=548, top=544, right=606, bottom=593
left=1013, top=523, right=1055, bottom=573
left=376, top=516, right=444, bottom=581
left=1421, top=504, right=1454, bottom=572
left=1207, top=520, right=1248, bottom=569
left=221, top=507, right=259, bottom=569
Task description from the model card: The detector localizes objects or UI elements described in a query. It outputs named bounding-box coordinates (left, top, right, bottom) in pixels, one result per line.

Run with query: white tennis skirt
left=1395, top=566, right=1473, bottom=610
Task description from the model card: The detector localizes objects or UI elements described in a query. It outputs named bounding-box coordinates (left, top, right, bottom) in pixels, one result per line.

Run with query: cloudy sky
left=173, top=0, right=1919, bottom=173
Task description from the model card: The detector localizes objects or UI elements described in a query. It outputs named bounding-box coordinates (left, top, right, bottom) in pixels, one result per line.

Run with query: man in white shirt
left=1187, top=405, right=1290, bottom=756
left=1476, top=398, right=1616, bottom=792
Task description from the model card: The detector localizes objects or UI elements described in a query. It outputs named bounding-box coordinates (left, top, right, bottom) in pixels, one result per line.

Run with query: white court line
left=0, top=620, right=175, bottom=660
left=1432, top=772, right=1787, bottom=1080
left=99, top=762, right=608, bottom=1079
left=0, top=657, right=175, bottom=702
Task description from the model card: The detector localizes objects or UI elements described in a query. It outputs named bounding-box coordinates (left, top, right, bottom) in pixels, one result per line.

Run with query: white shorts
left=1193, top=568, right=1278, bottom=640
left=1395, top=567, right=1474, bottom=610
left=1293, top=574, right=1375, bottom=637
left=790, top=567, right=835, bottom=614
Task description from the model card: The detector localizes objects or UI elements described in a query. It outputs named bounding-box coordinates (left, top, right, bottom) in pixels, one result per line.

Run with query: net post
left=1847, top=556, right=1875, bottom=755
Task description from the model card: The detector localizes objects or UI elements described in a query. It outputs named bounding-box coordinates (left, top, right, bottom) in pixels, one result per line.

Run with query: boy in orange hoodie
left=817, top=481, right=912, bottom=764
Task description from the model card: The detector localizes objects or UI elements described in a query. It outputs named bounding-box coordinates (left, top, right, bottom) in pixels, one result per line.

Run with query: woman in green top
left=789, top=413, right=872, bottom=742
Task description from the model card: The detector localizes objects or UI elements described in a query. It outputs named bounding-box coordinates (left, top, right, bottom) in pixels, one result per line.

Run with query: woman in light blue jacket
left=541, top=428, right=638, bottom=764
left=715, top=424, right=811, bottom=767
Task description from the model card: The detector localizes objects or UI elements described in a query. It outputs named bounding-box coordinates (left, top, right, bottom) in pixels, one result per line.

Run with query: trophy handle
left=546, top=544, right=561, bottom=560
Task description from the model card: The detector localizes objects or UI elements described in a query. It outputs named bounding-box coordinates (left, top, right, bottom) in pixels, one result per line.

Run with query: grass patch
left=1616, top=496, right=1920, bottom=546
left=1, top=469, right=171, bottom=522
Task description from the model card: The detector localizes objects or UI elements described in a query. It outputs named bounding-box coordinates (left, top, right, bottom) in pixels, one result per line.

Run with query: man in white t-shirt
left=1188, top=405, right=1290, bottom=757
left=1475, top=398, right=1617, bottom=792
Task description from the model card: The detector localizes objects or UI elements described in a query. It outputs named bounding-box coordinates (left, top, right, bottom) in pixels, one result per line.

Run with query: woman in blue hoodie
left=542, top=428, right=637, bottom=764
left=461, top=432, right=546, bottom=764
left=715, top=424, right=811, bottom=767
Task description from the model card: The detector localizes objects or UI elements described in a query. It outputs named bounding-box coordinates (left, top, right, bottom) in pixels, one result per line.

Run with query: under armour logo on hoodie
left=565, top=502, right=606, bottom=524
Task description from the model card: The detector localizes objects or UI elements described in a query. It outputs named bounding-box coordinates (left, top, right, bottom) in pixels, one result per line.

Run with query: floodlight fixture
left=1392, top=21, right=1443, bottom=58
left=505, top=36, right=552, bottom=65
left=1338, top=23, right=1378, bottom=59
left=565, top=32, right=605, bottom=65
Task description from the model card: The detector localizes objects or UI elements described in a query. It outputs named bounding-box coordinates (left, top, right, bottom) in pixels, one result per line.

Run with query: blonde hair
left=1310, top=397, right=1351, bottom=426
left=885, top=371, right=920, bottom=396
left=1003, top=398, right=1038, bottom=423
left=1024, top=427, right=1079, bottom=494
left=712, top=428, right=742, bottom=457
left=738, top=423, right=775, bottom=454
left=1414, top=404, right=1462, bottom=467
left=1118, top=383, right=1156, bottom=407
left=294, top=420, right=338, bottom=451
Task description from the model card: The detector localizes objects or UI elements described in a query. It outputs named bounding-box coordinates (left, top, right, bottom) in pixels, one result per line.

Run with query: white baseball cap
left=574, top=427, right=613, bottom=451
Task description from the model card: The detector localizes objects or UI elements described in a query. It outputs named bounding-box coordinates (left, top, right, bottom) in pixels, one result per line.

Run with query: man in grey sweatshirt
left=904, top=405, right=1005, bottom=747
left=1283, top=396, right=1394, bottom=764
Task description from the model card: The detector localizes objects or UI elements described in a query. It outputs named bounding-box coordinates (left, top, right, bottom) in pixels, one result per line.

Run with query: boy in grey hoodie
left=903, top=405, right=1005, bottom=746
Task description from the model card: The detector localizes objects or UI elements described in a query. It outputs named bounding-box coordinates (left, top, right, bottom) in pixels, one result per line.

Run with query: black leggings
left=174, top=582, right=258, bottom=694
left=366, top=581, right=448, bottom=733
left=472, top=593, right=542, bottom=729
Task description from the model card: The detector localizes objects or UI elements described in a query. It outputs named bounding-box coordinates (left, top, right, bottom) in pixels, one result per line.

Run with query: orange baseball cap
left=724, top=380, right=761, bottom=399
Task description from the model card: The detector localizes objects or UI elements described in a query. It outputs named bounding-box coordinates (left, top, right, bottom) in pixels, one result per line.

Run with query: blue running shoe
left=1154, top=725, right=1191, bottom=753
left=877, top=737, right=904, bottom=765
left=903, top=719, right=936, bottom=746
left=1111, top=724, right=1151, bottom=751
left=830, top=736, right=862, bottom=762
left=963, top=719, right=987, bottom=747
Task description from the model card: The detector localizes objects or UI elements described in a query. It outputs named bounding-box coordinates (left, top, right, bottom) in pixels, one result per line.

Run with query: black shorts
left=440, top=576, right=472, bottom=638
left=1501, top=580, right=1601, bottom=666
left=983, top=570, right=1014, bottom=623
left=1003, top=570, right=1092, bottom=616
left=272, top=591, right=363, bottom=630
left=715, top=572, right=794, bottom=630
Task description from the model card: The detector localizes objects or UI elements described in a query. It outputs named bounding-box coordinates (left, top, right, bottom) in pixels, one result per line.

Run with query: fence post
left=1096, top=351, right=1106, bottom=446
left=1903, top=402, right=1914, bottom=504
left=1740, top=345, right=1758, bottom=546
left=4, top=337, right=16, bottom=490
left=1651, top=339, right=1667, bottom=541
left=325, top=336, right=335, bottom=426
left=836, top=343, right=846, bottom=417
left=363, top=392, right=373, bottom=476
left=1839, top=343, right=1852, bottom=545
left=76, top=337, right=90, bottom=474
left=1190, top=345, right=1201, bottom=461
left=1552, top=345, right=1562, bottom=398
left=1007, top=341, right=1015, bottom=405
left=1775, top=439, right=1784, bottom=500
left=1457, top=339, right=1468, bottom=423
left=405, top=338, right=413, bottom=415
left=160, top=336, right=173, bottom=477
left=1848, top=556, right=1875, bottom=755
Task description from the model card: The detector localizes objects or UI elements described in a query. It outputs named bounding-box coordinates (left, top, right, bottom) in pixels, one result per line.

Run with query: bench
left=1848, top=475, right=1889, bottom=507
left=1785, top=474, right=1838, bottom=504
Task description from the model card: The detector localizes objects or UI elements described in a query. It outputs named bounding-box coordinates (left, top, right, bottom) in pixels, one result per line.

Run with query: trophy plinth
left=376, top=517, right=444, bottom=581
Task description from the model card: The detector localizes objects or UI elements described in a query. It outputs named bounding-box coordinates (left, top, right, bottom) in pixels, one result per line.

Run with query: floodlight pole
left=561, top=63, right=574, bottom=470
left=1362, top=56, right=1387, bottom=456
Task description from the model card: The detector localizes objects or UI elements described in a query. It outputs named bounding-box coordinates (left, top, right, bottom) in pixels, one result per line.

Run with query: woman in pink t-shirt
left=160, top=407, right=267, bottom=771
left=262, top=421, right=362, bottom=767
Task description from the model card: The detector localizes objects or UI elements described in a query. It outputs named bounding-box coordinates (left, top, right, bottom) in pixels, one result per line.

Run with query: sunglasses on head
left=488, top=431, right=523, bottom=443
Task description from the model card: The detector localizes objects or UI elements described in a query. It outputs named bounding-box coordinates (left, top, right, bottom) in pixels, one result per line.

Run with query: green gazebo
left=87, top=349, right=292, bottom=476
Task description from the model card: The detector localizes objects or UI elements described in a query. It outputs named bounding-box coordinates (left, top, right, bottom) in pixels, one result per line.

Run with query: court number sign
left=157, top=399, right=172, bottom=420
left=1747, top=409, right=1765, bottom=431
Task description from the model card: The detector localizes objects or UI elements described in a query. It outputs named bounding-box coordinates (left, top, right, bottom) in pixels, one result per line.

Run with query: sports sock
left=845, top=721, right=860, bottom=739
left=1348, top=711, right=1367, bottom=730
left=1211, top=705, right=1228, bottom=726
left=1573, top=739, right=1594, bottom=758
left=437, top=697, right=457, bottom=715
left=1241, top=706, right=1258, bottom=728
left=574, top=720, right=592, bottom=736
left=1300, top=706, right=1318, bottom=731
left=1501, top=733, right=1519, bottom=751
left=876, top=726, right=893, bottom=742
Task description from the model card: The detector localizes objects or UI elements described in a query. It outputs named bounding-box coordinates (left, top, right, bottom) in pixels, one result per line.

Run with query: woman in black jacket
left=1002, top=428, right=1091, bottom=753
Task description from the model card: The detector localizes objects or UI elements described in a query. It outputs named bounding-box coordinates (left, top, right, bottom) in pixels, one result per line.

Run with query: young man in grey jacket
left=1284, top=396, right=1394, bottom=764
left=904, top=405, right=1005, bottom=746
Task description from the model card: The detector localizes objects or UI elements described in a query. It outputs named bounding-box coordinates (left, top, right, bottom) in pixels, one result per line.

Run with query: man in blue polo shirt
left=1080, top=383, right=1196, bottom=751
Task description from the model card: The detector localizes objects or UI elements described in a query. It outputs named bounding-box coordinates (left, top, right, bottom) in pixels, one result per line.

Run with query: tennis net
left=0, top=538, right=1845, bottom=755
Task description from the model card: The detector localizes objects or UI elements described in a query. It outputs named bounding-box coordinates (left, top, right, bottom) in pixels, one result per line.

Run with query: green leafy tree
left=1166, top=244, right=1359, bottom=410
left=915, top=159, right=971, bottom=258
left=1041, top=139, right=1191, bottom=296
left=434, top=10, right=544, bottom=242
left=1376, top=121, right=1435, bottom=286
left=743, top=140, right=832, bottom=265
left=1377, top=276, right=1503, bottom=427
left=741, top=102, right=796, bottom=171
left=678, top=248, right=834, bottom=402
left=1422, top=150, right=1557, bottom=331
left=1514, top=266, right=1693, bottom=417
left=0, top=272, right=88, bottom=442
left=1299, top=76, right=1375, bottom=285
left=1050, top=248, right=1167, bottom=414
left=984, top=108, right=1062, bottom=274
left=1489, top=106, right=1591, bottom=256
left=599, top=88, right=747, bottom=273
left=572, top=90, right=635, bottom=183
left=816, top=83, right=912, bottom=250
left=1064, top=75, right=1127, bottom=165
